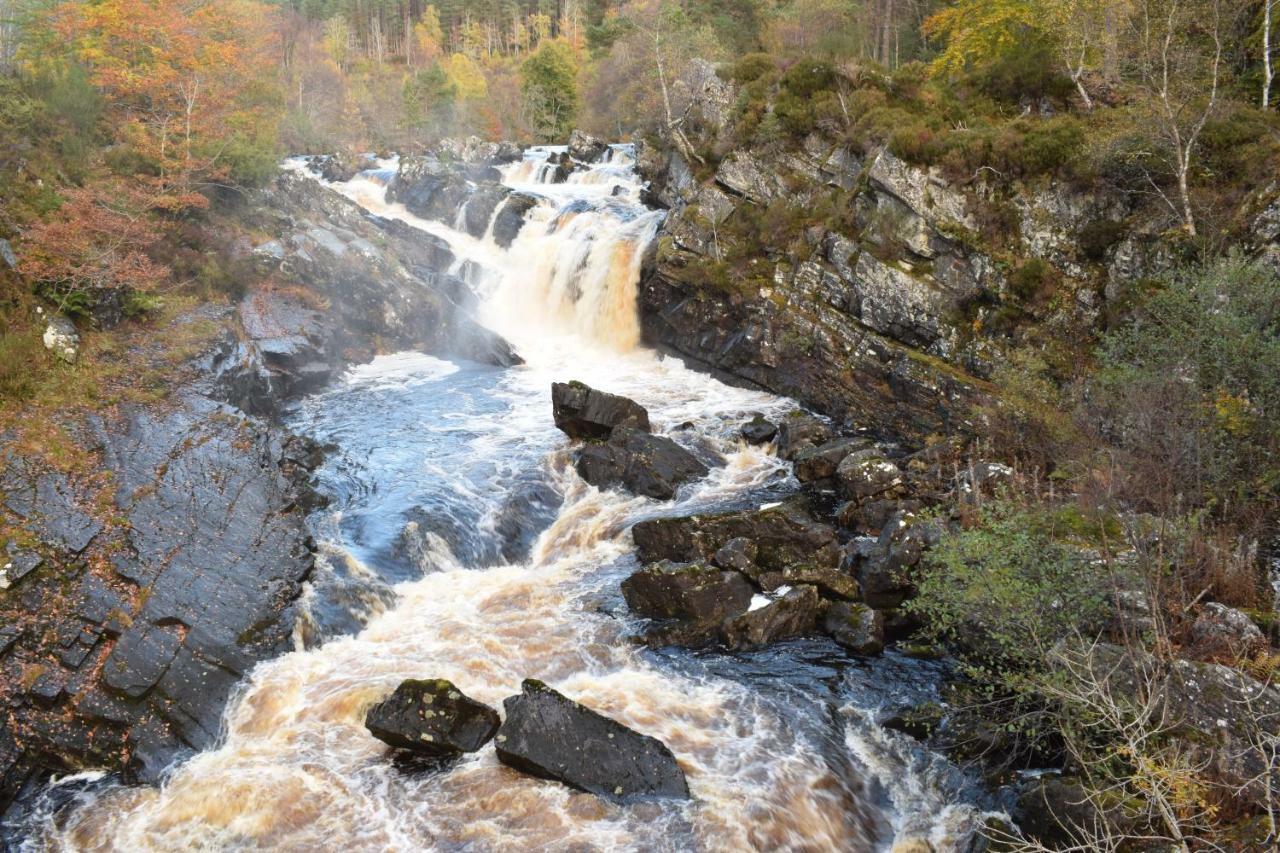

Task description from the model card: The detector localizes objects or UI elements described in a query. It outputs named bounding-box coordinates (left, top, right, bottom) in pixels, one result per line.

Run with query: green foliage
left=1095, top=257, right=1280, bottom=525
left=907, top=501, right=1113, bottom=674
left=728, top=52, right=776, bottom=84
left=0, top=328, right=47, bottom=404
left=521, top=40, right=579, bottom=142
left=402, top=64, right=457, bottom=138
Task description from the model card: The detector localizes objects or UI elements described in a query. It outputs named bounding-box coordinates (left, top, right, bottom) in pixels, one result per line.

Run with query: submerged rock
left=574, top=427, right=708, bottom=500
left=365, top=679, right=500, bottom=757
left=552, top=381, right=650, bottom=440
left=621, top=560, right=754, bottom=623
left=494, top=679, right=690, bottom=802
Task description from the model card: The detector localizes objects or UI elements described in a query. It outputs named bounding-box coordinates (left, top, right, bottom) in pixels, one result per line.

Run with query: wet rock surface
left=574, top=427, right=708, bottom=500
left=621, top=560, right=754, bottom=623
left=1, top=166, right=515, bottom=813
left=0, top=394, right=322, bottom=810
left=552, top=381, right=651, bottom=440
left=365, top=679, right=500, bottom=757
left=494, top=679, right=689, bottom=803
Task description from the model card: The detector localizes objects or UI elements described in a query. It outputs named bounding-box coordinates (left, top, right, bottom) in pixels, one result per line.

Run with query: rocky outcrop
left=365, top=679, right=500, bottom=757
left=621, top=560, right=754, bottom=623
left=552, top=381, right=650, bottom=439
left=494, top=679, right=689, bottom=803
left=632, top=498, right=841, bottom=572
left=0, top=386, right=322, bottom=805
left=218, top=172, right=519, bottom=417
left=567, top=129, right=609, bottom=164
left=574, top=427, right=708, bottom=500
left=552, top=382, right=706, bottom=500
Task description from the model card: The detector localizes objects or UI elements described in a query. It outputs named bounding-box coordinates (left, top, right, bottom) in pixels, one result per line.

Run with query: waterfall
left=21, top=146, right=992, bottom=852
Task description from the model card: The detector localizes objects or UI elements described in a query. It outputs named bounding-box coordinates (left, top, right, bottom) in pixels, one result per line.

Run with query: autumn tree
left=47, top=0, right=282, bottom=207
left=18, top=182, right=167, bottom=315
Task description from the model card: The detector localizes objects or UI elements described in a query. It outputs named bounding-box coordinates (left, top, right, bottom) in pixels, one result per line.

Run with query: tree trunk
left=1266, top=0, right=1275, bottom=109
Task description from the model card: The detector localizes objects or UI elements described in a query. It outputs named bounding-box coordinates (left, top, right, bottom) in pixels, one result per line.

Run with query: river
left=23, top=145, right=993, bottom=852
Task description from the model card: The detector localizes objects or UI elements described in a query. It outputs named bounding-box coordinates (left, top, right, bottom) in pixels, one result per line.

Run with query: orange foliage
left=18, top=182, right=168, bottom=304
left=49, top=0, right=278, bottom=207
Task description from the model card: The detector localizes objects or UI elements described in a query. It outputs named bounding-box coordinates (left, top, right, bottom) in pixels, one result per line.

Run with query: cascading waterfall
left=22, top=146, right=995, bottom=852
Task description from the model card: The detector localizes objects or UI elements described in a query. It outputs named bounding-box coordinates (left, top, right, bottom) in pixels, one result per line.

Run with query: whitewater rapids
left=24, top=145, right=993, bottom=852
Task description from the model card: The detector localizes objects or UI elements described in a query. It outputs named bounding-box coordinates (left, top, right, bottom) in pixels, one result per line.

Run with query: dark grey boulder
left=462, top=185, right=511, bottom=239
left=749, top=562, right=860, bottom=601
left=632, top=498, right=839, bottom=573
left=492, top=192, right=539, bottom=248
left=552, top=381, right=650, bottom=440
left=494, top=679, right=690, bottom=802
left=792, top=437, right=874, bottom=484
left=621, top=560, right=754, bottom=622
left=739, top=415, right=777, bottom=445
left=711, top=537, right=757, bottom=573
left=365, top=679, right=500, bottom=757
left=823, top=602, right=885, bottom=655
left=575, top=427, right=708, bottom=500
left=775, top=413, right=833, bottom=460
left=722, top=585, right=824, bottom=649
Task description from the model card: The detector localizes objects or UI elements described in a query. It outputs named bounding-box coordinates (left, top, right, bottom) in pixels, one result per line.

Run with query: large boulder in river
left=492, top=192, right=539, bottom=248
left=722, top=585, right=824, bottom=649
left=632, top=498, right=839, bottom=573
left=552, top=381, right=650, bottom=439
left=622, top=560, right=754, bottom=622
left=568, top=129, right=610, bottom=164
left=462, top=185, right=511, bottom=239
left=364, top=678, right=500, bottom=757
left=495, top=679, right=690, bottom=802
left=575, top=427, right=708, bottom=500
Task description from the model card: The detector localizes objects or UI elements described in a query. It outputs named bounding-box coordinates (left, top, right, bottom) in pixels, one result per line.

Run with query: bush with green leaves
left=907, top=502, right=1114, bottom=679
left=1094, top=257, right=1280, bottom=529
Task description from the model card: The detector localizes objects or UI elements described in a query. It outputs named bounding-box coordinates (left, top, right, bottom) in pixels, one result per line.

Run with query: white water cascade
left=24, top=146, right=996, bottom=852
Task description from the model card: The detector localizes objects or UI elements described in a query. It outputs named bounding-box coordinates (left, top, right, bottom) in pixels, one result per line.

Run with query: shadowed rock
left=823, top=602, right=885, bottom=655
left=739, top=415, right=777, bottom=445
left=722, top=585, right=823, bottom=649
left=494, top=679, right=689, bottom=803
left=365, top=679, right=499, bottom=758
left=552, top=381, right=650, bottom=440
left=631, top=498, right=839, bottom=573
left=621, top=560, right=753, bottom=623
left=575, top=427, right=708, bottom=500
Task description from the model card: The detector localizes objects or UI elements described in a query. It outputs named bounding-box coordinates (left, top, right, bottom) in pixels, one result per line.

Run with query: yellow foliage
left=444, top=53, right=487, bottom=100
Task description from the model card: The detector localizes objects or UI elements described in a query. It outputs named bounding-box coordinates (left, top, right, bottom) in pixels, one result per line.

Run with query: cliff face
left=0, top=171, right=513, bottom=815
left=636, top=70, right=1280, bottom=442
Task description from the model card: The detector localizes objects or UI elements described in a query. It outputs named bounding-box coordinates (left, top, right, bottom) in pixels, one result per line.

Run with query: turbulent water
left=23, top=146, right=994, bottom=851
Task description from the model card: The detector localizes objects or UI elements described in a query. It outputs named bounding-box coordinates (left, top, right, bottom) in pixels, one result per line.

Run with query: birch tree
left=1129, top=0, right=1225, bottom=237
